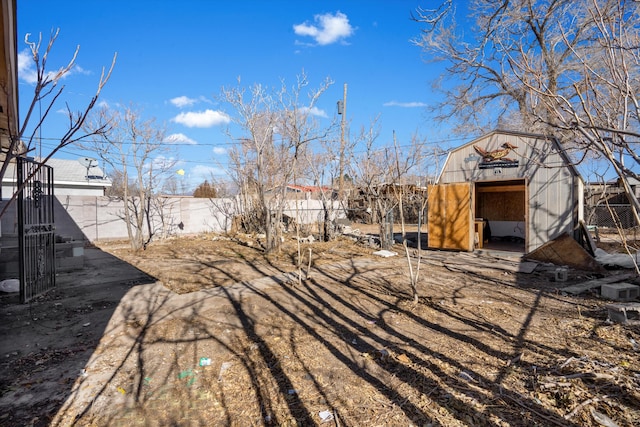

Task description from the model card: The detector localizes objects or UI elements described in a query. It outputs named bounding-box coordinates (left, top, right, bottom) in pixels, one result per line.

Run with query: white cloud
left=151, top=155, right=177, bottom=170
left=293, top=12, right=354, bottom=45
left=213, top=146, right=227, bottom=155
left=142, top=155, right=177, bottom=176
left=73, top=65, right=91, bottom=76
left=192, top=164, right=226, bottom=178
left=166, top=133, right=198, bottom=145
left=18, top=48, right=89, bottom=85
left=172, top=109, right=231, bottom=128
left=170, top=96, right=197, bottom=108
left=383, top=101, right=427, bottom=108
left=18, top=49, right=37, bottom=84
left=300, top=106, right=328, bottom=118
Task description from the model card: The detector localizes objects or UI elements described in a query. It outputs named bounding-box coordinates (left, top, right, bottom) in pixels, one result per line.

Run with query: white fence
left=0, top=196, right=341, bottom=243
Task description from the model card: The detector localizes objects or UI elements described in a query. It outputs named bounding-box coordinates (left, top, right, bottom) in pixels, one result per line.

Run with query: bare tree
left=349, top=122, right=429, bottom=301
left=193, top=180, right=218, bottom=198
left=303, top=106, right=356, bottom=242
left=349, top=121, right=425, bottom=239
left=222, top=73, right=333, bottom=253
left=415, top=0, right=640, bottom=246
left=82, top=106, right=176, bottom=250
left=412, top=0, right=601, bottom=134
left=515, top=0, right=640, bottom=225
left=0, top=29, right=115, bottom=215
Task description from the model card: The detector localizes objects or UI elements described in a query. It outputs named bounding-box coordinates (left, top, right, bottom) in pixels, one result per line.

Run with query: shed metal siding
left=438, top=132, right=578, bottom=252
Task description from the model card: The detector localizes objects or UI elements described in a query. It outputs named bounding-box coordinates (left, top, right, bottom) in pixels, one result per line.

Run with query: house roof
left=2, top=157, right=112, bottom=187
left=0, top=0, right=19, bottom=157
left=286, top=184, right=334, bottom=193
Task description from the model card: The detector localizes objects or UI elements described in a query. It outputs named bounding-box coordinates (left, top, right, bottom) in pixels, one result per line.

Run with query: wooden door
left=428, top=183, right=474, bottom=251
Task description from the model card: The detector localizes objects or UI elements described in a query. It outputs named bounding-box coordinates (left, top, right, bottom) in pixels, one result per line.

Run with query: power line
left=31, top=133, right=468, bottom=155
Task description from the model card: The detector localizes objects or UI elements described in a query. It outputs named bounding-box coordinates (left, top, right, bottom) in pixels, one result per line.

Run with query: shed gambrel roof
left=438, top=129, right=583, bottom=183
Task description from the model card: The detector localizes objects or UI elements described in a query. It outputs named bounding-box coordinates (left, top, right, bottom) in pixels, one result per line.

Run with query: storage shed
left=428, top=130, right=584, bottom=253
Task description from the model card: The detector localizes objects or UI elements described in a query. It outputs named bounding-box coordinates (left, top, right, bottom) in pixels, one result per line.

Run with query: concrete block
left=606, top=302, right=640, bottom=324
left=601, top=282, right=639, bottom=301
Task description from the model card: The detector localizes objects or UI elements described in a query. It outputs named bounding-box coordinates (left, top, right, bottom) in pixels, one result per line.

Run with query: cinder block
left=607, top=303, right=640, bottom=324
left=601, top=282, right=639, bottom=301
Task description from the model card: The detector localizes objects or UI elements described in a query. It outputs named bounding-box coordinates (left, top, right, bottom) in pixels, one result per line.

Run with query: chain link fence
left=585, top=204, right=636, bottom=230
left=584, top=203, right=640, bottom=243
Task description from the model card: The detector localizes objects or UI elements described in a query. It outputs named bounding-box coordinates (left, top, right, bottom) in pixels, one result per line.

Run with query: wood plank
left=561, top=273, right=636, bottom=295
left=577, top=220, right=598, bottom=256
left=429, top=251, right=538, bottom=274
left=476, top=185, right=524, bottom=193
left=524, top=233, right=604, bottom=272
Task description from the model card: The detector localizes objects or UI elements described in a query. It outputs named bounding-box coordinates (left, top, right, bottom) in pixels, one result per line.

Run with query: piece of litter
left=372, top=250, right=397, bottom=258
left=376, top=349, right=390, bottom=361
left=318, top=410, right=334, bottom=423
left=116, top=387, right=126, bottom=394
left=590, top=407, right=620, bottom=427
left=82, top=322, right=91, bottom=327
left=178, top=369, right=197, bottom=387
left=287, top=389, right=297, bottom=395
left=396, top=353, right=411, bottom=364
left=459, top=371, right=476, bottom=382
left=178, top=369, right=194, bottom=380
left=218, top=361, right=232, bottom=381
left=0, top=279, right=19, bottom=293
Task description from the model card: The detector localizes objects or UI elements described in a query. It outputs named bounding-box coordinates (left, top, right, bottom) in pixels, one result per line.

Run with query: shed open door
left=428, top=183, right=474, bottom=251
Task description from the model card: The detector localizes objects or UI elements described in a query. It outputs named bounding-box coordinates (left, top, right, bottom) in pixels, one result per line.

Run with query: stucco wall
left=0, top=196, right=341, bottom=243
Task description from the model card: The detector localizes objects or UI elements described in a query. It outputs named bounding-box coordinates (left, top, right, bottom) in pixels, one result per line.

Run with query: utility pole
left=338, top=83, right=347, bottom=200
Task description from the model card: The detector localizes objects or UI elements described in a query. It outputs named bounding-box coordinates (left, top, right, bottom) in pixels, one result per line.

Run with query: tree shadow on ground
left=43, top=236, right=640, bottom=426
left=0, top=247, right=156, bottom=427
left=7, top=232, right=638, bottom=426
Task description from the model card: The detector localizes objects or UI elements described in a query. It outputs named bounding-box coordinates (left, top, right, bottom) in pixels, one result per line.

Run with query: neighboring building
left=585, top=178, right=640, bottom=230
left=1, top=157, right=112, bottom=196
left=283, top=184, right=336, bottom=200
left=428, top=130, right=584, bottom=253
left=348, top=183, right=429, bottom=224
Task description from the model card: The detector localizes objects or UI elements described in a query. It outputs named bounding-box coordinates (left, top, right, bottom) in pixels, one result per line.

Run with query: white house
left=1, top=157, right=112, bottom=197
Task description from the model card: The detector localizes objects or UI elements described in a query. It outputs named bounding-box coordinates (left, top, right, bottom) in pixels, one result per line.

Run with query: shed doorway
left=474, top=180, right=526, bottom=253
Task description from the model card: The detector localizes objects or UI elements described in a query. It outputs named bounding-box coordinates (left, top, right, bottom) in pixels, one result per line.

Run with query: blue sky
left=17, top=1, right=462, bottom=190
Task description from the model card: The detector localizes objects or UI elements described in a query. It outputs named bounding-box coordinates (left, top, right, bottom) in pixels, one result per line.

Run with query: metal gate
left=17, top=157, right=56, bottom=303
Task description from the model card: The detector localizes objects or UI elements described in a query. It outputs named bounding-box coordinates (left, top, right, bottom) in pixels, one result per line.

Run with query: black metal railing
left=17, top=157, right=56, bottom=303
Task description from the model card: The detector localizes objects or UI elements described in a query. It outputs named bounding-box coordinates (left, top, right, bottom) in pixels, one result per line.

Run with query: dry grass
left=46, top=232, right=640, bottom=426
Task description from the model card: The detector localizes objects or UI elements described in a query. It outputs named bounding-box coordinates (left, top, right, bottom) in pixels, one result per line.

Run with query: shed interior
left=474, top=179, right=526, bottom=253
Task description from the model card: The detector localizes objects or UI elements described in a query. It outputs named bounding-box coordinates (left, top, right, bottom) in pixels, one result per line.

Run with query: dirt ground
left=1, top=226, right=640, bottom=426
